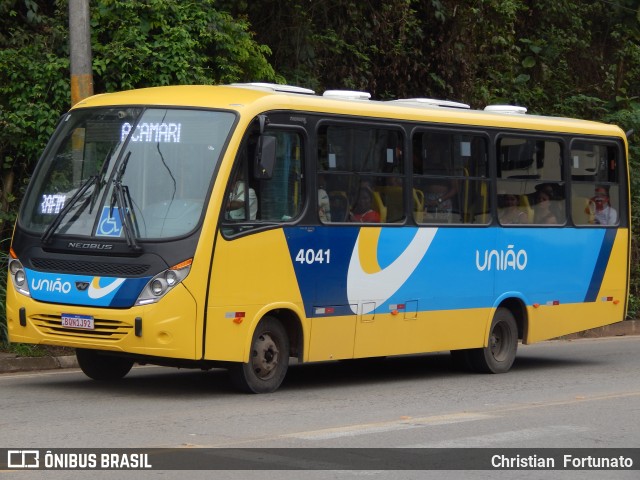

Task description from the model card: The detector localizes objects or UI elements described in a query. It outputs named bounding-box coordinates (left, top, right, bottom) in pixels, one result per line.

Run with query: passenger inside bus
left=423, top=180, right=453, bottom=221
left=329, top=191, right=349, bottom=222
left=533, top=183, right=561, bottom=224
left=318, top=175, right=331, bottom=222
left=422, top=136, right=460, bottom=211
left=350, top=184, right=380, bottom=222
left=588, top=185, right=618, bottom=225
left=498, top=193, right=530, bottom=224
left=226, top=169, right=257, bottom=220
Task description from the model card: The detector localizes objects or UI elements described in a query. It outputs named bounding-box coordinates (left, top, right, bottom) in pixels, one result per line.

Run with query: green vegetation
left=0, top=238, right=8, bottom=347
left=1, top=0, right=640, bottom=349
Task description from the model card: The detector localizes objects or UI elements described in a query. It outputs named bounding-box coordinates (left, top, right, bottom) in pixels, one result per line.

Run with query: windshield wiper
left=41, top=174, right=97, bottom=245
left=109, top=152, right=141, bottom=251
left=89, top=146, right=115, bottom=214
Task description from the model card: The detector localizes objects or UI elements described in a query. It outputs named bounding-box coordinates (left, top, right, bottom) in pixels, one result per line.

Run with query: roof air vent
left=323, top=90, right=371, bottom=100
left=230, top=83, right=316, bottom=95
left=484, top=105, right=527, bottom=115
left=393, top=98, right=470, bottom=109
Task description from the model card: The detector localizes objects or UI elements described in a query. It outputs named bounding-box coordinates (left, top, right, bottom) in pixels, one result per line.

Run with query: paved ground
left=1, top=320, right=639, bottom=374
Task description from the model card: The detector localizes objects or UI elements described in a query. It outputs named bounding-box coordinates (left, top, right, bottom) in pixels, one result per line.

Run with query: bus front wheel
left=452, top=308, right=518, bottom=374
left=76, top=348, right=134, bottom=381
left=229, top=317, right=290, bottom=394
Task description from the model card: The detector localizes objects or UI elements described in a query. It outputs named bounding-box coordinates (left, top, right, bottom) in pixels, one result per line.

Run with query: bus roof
left=72, top=83, right=625, bottom=138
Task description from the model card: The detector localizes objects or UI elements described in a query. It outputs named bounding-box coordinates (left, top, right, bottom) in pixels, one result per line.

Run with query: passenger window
left=570, top=141, right=620, bottom=226
left=413, top=131, right=490, bottom=224
left=317, top=125, right=403, bottom=223
left=259, top=131, right=304, bottom=221
left=497, top=137, right=565, bottom=225
left=222, top=129, right=304, bottom=234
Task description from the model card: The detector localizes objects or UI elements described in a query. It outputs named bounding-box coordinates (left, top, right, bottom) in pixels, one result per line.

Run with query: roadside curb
left=0, top=354, right=78, bottom=374
left=559, top=319, right=640, bottom=339
left=1, top=320, right=639, bottom=374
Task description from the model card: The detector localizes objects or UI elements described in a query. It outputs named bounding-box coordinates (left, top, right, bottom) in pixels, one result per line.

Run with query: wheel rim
left=250, top=332, right=280, bottom=380
left=489, top=322, right=511, bottom=362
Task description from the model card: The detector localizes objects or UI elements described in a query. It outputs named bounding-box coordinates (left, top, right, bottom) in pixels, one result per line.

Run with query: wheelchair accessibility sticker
left=96, top=206, right=123, bottom=237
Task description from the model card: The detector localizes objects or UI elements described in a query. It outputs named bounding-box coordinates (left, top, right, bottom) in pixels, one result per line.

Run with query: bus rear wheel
left=229, top=317, right=290, bottom=394
left=76, top=348, right=134, bottom=381
left=452, top=308, right=518, bottom=374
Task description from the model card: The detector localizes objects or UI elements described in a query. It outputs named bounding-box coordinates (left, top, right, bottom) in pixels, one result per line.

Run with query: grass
left=0, top=317, right=7, bottom=350
left=4, top=343, right=49, bottom=357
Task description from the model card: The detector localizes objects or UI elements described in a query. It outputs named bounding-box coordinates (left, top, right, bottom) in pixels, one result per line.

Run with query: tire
left=76, top=348, right=134, bottom=381
left=465, top=308, right=518, bottom=374
left=229, top=317, right=290, bottom=394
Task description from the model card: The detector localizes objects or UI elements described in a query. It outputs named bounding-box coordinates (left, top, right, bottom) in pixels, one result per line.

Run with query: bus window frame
left=315, top=118, right=406, bottom=225
left=494, top=132, right=567, bottom=227
left=220, top=121, right=309, bottom=239
left=568, top=136, right=626, bottom=228
left=410, top=125, right=493, bottom=227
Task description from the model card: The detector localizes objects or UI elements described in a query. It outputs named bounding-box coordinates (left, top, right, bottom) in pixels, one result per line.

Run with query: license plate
left=61, top=314, right=95, bottom=330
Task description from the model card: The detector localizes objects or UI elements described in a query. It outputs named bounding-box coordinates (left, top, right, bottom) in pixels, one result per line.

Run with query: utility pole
left=69, top=0, right=94, bottom=106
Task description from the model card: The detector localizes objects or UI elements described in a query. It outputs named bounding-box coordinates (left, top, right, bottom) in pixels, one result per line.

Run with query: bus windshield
left=22, top=107, right=235, bottom=241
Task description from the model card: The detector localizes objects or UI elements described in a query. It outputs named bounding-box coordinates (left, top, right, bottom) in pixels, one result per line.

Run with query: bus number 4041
left=295, top=248, right=331, bottom=265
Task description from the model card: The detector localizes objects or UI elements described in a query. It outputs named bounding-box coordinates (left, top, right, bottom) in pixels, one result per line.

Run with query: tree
left=0, top=1, right=69, bottom=240
left=0, top=0, right=280, bottom=241
left=90, top=0, right=281, bottom=91
left=219, top=0, right=424, bottom=97
left=2, top=0, right=640, bottom=323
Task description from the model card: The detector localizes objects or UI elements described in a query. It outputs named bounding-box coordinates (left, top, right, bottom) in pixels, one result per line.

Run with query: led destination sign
left=121, top=122, right=182, bottom=143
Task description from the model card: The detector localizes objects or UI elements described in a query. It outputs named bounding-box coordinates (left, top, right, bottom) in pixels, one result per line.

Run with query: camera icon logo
left=7, top=450, right=40, bottom=468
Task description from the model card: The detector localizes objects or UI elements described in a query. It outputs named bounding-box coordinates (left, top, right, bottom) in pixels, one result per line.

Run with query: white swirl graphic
left=347, top=228, right=437, bottom=314
left=88, top=278, right=126, bottom=299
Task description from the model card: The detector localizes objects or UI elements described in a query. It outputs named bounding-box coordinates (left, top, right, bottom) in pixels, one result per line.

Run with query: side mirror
left=254, top=135, right=277, bottom=179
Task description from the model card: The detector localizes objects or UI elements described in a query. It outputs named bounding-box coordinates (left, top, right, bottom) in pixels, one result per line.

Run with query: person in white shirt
left=318, top=175, right=331, bottom=222
left=589, top=185, right=617, bottom=225
left=227, top=179, right=257, bottom=220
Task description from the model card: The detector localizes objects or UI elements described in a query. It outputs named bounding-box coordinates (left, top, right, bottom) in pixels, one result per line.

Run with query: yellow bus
left=6, top=83, right=630, bottom=392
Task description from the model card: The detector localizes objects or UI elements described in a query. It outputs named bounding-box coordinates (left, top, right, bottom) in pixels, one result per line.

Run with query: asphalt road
left=1, top=336, right=639, bottom=479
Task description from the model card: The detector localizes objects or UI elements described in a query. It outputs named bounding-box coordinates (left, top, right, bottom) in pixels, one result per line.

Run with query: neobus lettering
left=476, top=245, right=528, bottom=271
left=68, top=242, right=114, bottom=250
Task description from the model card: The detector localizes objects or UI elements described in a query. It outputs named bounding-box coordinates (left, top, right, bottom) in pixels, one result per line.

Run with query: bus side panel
left=140, top=286, right=199, bottom=359
left=525, top=228, right=628, bottom=343
left=204, top=229, right=307, bottom=362
left=205, top=225, right=495, bottom=364
left=304, top=308, right=491, bottom=361
left=308, top=315, right=357, bottom=361
left=287, top=226, right=498, bottom=360
left=351, top=307, right=492, bottom=359
left=203, top=224, right=628, bottom=363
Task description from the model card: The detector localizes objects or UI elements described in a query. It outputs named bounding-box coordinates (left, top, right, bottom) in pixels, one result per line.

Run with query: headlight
left=165, top=270, right=178, bottom=286
left=8, top=257, right=31, bottom=297
left=151, top=279, right=164, bottom=296
left=15, top=270, right=26, bottom=286
left=135, top=259, right=192, bottom=305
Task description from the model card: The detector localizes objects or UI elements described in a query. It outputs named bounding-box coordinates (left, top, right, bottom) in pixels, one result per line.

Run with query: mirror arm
left=258, top=114, right=269, bottom=134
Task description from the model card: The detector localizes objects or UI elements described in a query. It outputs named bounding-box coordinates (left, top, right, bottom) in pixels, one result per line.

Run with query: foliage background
left=2, top=0, right=640, bottom=346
